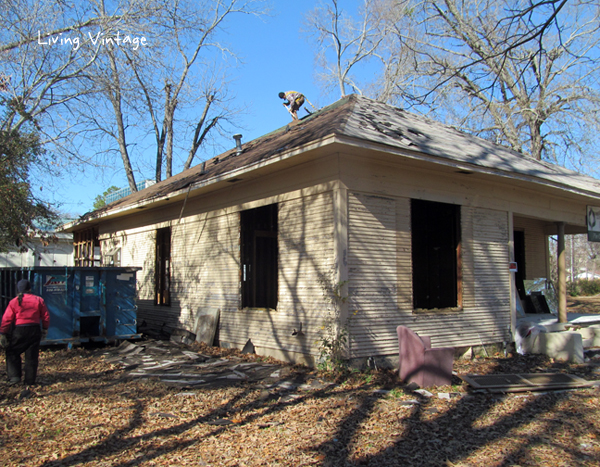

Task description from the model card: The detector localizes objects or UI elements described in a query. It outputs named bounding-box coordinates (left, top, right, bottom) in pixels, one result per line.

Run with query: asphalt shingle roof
left=76, top=94, right=600, bottom=224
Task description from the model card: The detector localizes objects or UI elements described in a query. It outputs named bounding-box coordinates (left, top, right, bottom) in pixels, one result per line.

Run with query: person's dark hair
left=16, top=279, right=31, bottom=305
left=278, top=92, right=285, bottom=99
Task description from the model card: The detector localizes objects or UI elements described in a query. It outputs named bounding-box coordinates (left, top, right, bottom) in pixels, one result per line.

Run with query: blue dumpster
left=0, top=267, right=141, bottom=346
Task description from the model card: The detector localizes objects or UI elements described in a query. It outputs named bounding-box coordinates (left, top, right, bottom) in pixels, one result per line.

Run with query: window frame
left=73, top=227, right=100, bottom=267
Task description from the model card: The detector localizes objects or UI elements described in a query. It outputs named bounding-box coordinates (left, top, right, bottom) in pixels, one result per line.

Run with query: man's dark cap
left=278, top=92, right=285, bottom=98
left=17, top=279, right=31, bottom=293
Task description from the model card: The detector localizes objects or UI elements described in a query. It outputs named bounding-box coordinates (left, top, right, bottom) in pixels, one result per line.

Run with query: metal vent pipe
left=233, top=134, right=243, bottom=155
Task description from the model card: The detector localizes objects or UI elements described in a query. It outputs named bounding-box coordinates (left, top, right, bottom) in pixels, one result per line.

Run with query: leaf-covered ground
left=1, top=339, right=599, bottom=467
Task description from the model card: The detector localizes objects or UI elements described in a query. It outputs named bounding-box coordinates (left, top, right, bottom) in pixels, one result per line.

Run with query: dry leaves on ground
left=0, top=340, right=599, bottom=467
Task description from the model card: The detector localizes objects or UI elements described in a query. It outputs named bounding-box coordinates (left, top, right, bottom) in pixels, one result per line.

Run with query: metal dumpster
left=0, top=267, right=141, bottom=346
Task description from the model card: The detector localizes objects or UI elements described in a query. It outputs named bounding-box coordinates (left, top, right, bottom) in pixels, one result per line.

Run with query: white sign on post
left=588, top=206, right=600, bottom=242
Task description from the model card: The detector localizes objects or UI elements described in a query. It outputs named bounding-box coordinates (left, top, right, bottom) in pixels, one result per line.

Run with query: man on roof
left=279, top=91, right=305, bottom=121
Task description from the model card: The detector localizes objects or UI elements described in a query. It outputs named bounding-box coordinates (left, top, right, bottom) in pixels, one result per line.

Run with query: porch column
left=508, top=212, right=516, bottom=340
left=557, top=222, right=567, bottom=323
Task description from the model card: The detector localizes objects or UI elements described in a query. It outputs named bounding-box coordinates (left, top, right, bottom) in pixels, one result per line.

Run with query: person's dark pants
left=5, top=325, right=41, bottom=385
left=291, top=96, right=305, bottom=113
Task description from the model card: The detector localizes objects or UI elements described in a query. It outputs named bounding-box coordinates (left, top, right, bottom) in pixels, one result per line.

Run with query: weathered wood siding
left=101, top=230, right=155, bottom=296
left=101, top=189, right=335, bottom=363
left=347, top=192, right=400, bottom=358
left=170, top=210, right=240, bottom=330
left=514, top=216, right=549, bottom=279
left=348, top=191, right=512, bottom=358
left=221, top=191, right=334, bottom=362
left=101, top=212, right=240, bottom=331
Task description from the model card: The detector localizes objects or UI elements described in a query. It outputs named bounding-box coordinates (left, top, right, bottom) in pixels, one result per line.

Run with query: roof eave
left=335, top=134, right=600, bottom=201
left=62, top=133, right=341, bottom=232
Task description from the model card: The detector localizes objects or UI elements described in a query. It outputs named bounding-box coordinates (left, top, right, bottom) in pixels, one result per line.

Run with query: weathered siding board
left=347, top=192, right=399, bottom=358
left=276, top=192, right=335, bottom=355
left=100, top=228, right=160, bottom=326
left=170, top=211, right=240, bottom=331
left=347, top=193, right=512, bottom=358
left=217, top=191, right=335, bottom=360
left=101, top=228, right=157, bottom=301
left=456, top=207, right=511, bottom=342
left=514, top=216, right=549, bottom=279
left=111, top=212, right=241, bottom=331
left=104, top=190, right=334, bottom=362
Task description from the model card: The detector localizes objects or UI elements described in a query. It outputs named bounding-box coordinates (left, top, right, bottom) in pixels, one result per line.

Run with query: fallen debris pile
left=104, top=340, right=280, bottom=387
left=100, top=339, right=334, bottom=396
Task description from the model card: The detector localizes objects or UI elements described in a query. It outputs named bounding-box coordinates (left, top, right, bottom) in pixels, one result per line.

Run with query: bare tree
left=303, top=0, right=388, bottom=98
left=0, top=0, right=158, bottom=136
left=1, top=0, right=266, bottom=194
left=84, top=0, right=264, bottom=190
left=0, top=0, right=170, bottom=198
left=378, top=0, right=600, bottom=172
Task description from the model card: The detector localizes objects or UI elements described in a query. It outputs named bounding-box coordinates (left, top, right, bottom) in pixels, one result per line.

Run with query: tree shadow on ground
left=33, top=373, right=346, bottom=467
left=3, top=349, right=598, bottom=466
left=312, top=355, right=600, bottom=466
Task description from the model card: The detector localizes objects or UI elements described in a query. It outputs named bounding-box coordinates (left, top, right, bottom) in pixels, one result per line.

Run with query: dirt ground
left=1, top=332, right=600, bottom=467
left=567, top=294, right=600, bottom=314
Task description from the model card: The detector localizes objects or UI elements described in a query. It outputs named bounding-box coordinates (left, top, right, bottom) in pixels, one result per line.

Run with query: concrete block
left=544, top=323, right=568, bottom=333
left=578, top=326, right=597, bottom=349
left=586, top=325, right=600, bottom=348
left=529, top=332, right=584, bottom=363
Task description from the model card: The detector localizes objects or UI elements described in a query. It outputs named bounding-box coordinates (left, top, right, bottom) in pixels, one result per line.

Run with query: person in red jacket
left=0, top=279, right=50, bottom=385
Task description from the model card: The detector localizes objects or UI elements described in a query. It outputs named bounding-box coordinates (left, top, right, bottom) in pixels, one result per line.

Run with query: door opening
left=241, top=204, right=278, bottom=309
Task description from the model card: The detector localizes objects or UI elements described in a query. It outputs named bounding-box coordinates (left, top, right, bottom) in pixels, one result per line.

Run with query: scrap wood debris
left=103, top=339, right=286, bottom=388
left=0, top=341, right=599, bottom=466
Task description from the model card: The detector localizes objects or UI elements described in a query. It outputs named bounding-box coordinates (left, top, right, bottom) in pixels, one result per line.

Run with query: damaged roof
left=69, top=94, right=600, bottom=228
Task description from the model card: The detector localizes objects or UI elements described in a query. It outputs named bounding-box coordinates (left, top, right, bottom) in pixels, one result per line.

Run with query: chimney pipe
left=233, top=134, right=243, bottom=155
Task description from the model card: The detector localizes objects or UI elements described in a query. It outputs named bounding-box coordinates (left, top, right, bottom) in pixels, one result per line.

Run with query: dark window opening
left=155, top=227, right=171, bottom=306
left=241, top=204, right=278, bottom=309
left=514, top=230, right=527, bottom=301
left=411, top=199, right=461, bottom=310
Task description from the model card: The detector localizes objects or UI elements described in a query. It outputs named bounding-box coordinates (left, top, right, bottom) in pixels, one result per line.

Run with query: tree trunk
left=165, top=111, right=174, bottom=179
left=108, top=50, right=137, bottom=192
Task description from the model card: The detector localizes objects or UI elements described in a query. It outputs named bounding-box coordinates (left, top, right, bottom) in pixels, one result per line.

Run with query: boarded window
left=411, top=199, right=461, bottom=310
left=241, top=204, right=278, bottom=309
left=155, top=227, right=171, bottom=306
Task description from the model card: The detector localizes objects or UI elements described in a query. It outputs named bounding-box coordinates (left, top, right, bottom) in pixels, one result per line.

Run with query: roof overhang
left=62, top=95, right=600, bottom=232
left=62, top=133, right=340, bottom=232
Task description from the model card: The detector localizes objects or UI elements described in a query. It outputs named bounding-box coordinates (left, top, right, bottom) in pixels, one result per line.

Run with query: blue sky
left=52, top=1, right=347, bottom=216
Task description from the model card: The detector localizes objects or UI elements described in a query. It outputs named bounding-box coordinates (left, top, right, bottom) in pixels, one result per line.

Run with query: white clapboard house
left=63, top=95, right=600, bottom=366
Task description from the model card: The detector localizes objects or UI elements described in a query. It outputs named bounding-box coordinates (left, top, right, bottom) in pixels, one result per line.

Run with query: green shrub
left=568, top=279, right=600, bottom=297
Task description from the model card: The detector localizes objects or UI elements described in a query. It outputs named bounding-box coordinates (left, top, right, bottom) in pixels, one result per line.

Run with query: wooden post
left=508, top=212, right=516, bottom=341
left=557, top=222, right=567, bottom=323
